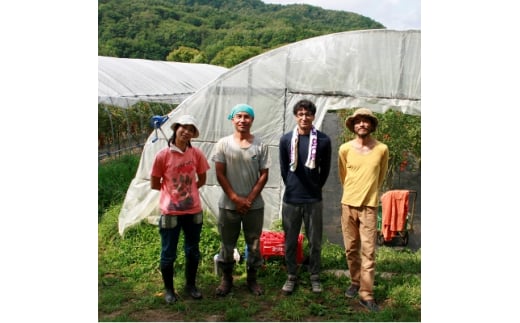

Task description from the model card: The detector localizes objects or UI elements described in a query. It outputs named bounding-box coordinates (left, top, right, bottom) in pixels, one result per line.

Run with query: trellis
left=98, top=102, right=176, bottom=162
left=98, top=56, right=229, bottom=162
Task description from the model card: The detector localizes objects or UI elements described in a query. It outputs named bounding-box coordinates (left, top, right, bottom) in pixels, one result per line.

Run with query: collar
left=169, top=145, right=187, bottom=154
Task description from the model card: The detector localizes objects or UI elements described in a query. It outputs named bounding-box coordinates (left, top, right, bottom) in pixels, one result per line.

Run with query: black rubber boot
left=185, top=258, right=202, bottom=299
left=160, top=264, right=176, bottom=304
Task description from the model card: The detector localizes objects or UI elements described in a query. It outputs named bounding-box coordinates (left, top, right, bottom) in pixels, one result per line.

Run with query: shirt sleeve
left=195, top=148, right=210, bottom=174
left=279, top=135, right=289, bottom=183
left=319, top=135, right=332, bottom=188
left=211, top=139, right=225, bottom=164
left=259, top=141, right=271, bottom=170
left=151, top=148, right=166, bottom=178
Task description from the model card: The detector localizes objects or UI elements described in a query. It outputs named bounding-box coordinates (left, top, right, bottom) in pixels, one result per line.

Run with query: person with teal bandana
left=211, top=103, right=271, bottom=296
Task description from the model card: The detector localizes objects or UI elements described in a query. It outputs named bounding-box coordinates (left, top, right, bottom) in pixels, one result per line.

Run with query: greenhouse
left=117, top=29, right=421, bottom=236
left=98, top=56, right=228, bottom=160
left=98, top=56, right=229, bottom=107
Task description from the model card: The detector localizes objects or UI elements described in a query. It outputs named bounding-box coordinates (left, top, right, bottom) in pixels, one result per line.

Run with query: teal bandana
left=227, top=103, right=255, bottom=120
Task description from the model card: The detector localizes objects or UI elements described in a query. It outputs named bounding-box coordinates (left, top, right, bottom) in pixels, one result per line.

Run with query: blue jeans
left=282, top=201, right=323, bottom=276
left=159, top=213, right=202, bottom=268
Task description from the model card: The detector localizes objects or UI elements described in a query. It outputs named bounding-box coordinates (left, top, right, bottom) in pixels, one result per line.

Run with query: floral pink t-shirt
left=151, top=146, right=210, bottom=215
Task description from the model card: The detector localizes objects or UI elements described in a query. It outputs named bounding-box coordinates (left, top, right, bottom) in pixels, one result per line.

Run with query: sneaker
left=164, top=289, right=177, bottom=304
left=359, top=299, right=380, bottom=312
left=310, top=275, right=322, bottom=293
left=185, top=284, right=202, bottom=299
left=282, top=275, right=297, bottom=295
left=345, top=284, right=360, bottom=298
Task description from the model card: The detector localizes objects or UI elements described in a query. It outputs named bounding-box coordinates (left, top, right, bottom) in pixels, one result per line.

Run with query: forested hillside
left=98, top=0, right=384, bottom=67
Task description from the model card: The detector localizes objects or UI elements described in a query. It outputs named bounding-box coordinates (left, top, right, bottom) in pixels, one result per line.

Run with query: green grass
left=98, top=154, right=141, bottom=220
left=98, top=155, right=421, bottom=322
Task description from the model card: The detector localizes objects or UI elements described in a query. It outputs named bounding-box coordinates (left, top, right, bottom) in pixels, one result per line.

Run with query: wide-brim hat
left=171, top=114, right=200, bottom=138
left=345, top=108, right=378, bottom=132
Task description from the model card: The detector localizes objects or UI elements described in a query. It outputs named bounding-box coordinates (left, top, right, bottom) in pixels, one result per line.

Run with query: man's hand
left=234, top=196, right=252, bottom=214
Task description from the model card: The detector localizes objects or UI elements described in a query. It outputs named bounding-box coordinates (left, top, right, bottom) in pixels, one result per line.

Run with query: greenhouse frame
left=116, top=29, right=421, bottom=236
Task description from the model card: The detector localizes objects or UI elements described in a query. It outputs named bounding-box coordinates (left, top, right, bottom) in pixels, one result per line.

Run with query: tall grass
left=98, top=154, right=140, bottom=220
left=98, top=155, right=421, bottom=322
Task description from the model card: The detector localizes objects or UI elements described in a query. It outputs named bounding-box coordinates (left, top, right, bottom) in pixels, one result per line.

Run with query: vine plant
left=338, top=108, right=421, bottom=192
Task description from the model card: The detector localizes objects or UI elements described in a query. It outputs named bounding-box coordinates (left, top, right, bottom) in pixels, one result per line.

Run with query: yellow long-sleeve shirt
left=338, top=140, right=389, bottom=207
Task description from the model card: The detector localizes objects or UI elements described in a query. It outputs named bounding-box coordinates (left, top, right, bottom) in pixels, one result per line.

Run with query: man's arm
left=338, top=145, right=348, bottom=186
left=319, top=137, right=332, bottom=187
left=378, top=147, right=390, bottom=190
left=246, top=168, right=269, bottom=203
left=215, top=161, right=238, bottom=202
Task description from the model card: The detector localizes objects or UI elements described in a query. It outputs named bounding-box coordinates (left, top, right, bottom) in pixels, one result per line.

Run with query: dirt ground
left=100, top=280, right=358, bottom=322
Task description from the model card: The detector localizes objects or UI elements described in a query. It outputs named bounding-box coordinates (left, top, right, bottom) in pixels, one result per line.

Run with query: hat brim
left=171, top=122, right=200, bottom=138
left=345, top=115, right=378, bottom=132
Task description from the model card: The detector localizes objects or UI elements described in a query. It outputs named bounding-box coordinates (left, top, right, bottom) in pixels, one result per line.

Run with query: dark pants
left=282, top=201, right=323, bottom=276
left=159, top=213, right=202, bottom=268
left=217, top=208, right=264, bottom=271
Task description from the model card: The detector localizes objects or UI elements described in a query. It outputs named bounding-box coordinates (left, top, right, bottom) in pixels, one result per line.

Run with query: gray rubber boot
left=215, top=262, right=234, bottom=296
left=246, top=267, right=264, bottom=296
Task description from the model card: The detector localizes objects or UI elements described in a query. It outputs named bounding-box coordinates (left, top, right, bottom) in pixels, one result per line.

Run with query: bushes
left=338, top=109, right=421, bottom=191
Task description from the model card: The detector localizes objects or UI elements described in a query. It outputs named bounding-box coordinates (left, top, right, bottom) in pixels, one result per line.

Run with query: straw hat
left=345, top=108, right=378, bottom=133
left=171, top=115, right=200, bottom=138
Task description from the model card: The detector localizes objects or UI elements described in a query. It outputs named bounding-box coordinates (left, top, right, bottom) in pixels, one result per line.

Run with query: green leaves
left=210, top=45, right=264, bottom=67
left=339, top=109, right=421, bottom=191
left=98, top=0, right=384, bottom=64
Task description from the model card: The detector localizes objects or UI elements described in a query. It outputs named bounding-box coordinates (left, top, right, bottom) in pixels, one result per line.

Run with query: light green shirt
left=212, top=134, right=271, bottom=210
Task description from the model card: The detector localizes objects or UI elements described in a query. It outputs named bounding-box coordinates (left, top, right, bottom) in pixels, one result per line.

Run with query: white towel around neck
left=289, top=126, right=317, bottom=172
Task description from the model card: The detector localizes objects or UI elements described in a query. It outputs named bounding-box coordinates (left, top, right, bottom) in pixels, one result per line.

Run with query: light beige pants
left=341, top=204, right=377, bottom=301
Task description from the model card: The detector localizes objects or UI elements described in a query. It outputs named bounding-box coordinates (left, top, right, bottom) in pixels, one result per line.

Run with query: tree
left=210, top=45, right=263, bottom=67
left=98, top=0, right=385, bottom=64
left=166, top=46, right=205, bottom=62
left=339, top=109, right=421, bottom=192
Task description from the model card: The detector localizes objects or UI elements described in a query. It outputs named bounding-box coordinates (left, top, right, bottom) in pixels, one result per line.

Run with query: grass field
left=98, top=155, right=421, bottom=321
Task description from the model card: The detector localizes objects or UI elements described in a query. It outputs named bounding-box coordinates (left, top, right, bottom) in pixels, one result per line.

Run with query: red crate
left=259, top=231, right=304, bottom=264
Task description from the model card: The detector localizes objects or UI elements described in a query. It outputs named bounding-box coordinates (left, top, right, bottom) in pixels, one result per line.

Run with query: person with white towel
left=278, top=99, right=332, bottom=295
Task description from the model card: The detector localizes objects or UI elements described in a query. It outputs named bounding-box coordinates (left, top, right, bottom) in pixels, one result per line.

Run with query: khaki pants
left=341, top=204, right=377, bottom=301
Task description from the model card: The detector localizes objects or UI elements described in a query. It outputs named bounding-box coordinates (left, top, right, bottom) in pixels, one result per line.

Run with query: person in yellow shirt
left=338, top=108, right=389, bottom=312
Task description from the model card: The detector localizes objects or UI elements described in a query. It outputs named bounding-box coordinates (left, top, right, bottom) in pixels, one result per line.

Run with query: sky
left=263, top=0, right=420, bottom=30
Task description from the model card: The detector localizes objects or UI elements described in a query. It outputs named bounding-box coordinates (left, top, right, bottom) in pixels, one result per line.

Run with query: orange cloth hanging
left=381, top=190, right=409, bottom=242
